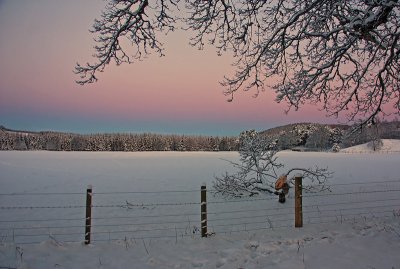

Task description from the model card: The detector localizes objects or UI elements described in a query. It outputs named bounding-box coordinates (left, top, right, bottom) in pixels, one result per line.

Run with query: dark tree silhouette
left=75, top=0, right=400, bottom=125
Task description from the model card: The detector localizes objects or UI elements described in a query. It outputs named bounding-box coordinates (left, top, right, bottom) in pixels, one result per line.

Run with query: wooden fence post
left=295, top=176, right=303, bottom=228
left=201, top=184, right=208, bottom=237
left=85, top=185, right=92, bottom=244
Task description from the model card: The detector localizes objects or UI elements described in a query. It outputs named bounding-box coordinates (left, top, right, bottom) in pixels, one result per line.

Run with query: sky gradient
left=0, top=0, right=343, bottom=136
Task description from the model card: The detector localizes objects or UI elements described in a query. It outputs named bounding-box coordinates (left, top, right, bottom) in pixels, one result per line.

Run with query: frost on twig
left=213, top=130, right=332, bottom=198
left=74, top=0, right=178, bottom=85
left=76, top=0, right=400, bottom=126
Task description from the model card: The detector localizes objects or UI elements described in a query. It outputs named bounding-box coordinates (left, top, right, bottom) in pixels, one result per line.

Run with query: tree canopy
left=75, top=0, right=400, bottom=125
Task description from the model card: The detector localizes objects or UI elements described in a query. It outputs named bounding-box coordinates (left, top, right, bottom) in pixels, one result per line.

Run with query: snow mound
left=341, top=139, right=400, bottom=153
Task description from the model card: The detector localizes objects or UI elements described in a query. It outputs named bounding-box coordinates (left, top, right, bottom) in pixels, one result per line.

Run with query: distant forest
left=0, top=126, right=238, bottom=151
left=260, top=120, right=400, bottom=151
left=1, top=120, right=399, bottom=152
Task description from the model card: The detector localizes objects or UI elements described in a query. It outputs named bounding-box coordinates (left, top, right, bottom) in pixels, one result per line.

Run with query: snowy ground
left=1, top=218, right=399, bottom=269
left=341, top=139, right=400, bottom=153
left=1, top=142, right=400, bottom=268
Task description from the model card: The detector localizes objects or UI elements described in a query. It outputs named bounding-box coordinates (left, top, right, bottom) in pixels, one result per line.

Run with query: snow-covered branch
left=213, top=130, right=332, bottom=199
left=209, top=0, right=400, bottom=126
left=76, top=0, right=400, bottom=125
left=74, top=0, right=178, bottom=85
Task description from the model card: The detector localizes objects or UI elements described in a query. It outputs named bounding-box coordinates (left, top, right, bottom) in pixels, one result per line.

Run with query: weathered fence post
left=295, top=175, right=303, bottom=228
left=201, top=183, right=208, bottom=237
left=85, top=185, right=92, bottom=244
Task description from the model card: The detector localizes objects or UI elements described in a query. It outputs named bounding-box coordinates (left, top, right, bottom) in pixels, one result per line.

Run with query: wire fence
left=338, top=150, right=400, bottom=154
left=1, top=179, right=400, bottom=245
left=302, top=179, right=400, bottom=227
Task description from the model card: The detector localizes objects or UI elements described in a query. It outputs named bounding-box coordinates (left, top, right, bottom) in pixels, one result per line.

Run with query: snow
left=1, top=219, right=399, bottom=268
left=341, top=139, right=400, bottom=153
left=2, top=219, right=400, bottom=269
left=1, top=147, right=400, bottom=269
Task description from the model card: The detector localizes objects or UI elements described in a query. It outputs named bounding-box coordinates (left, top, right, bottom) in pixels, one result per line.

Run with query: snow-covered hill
left=341, top=139, right=400, bottom=153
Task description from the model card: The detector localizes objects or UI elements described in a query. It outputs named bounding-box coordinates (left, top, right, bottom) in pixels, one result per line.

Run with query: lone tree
left=213, top=130, right=331, bottom=199
left=75, top=0, right=400, bottom=126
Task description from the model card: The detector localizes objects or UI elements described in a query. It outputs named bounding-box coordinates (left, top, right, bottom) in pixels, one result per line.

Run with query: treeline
left=260, top=120, right=400, bottom=151
left=261, top=123, right=344, bottom=150
left=0, top=128, right=238, bottom=152
left=2, top=120, right=399, bottom=152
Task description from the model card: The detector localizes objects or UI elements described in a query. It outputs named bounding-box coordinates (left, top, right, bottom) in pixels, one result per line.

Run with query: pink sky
left=0, top=0, right=343, bottom=135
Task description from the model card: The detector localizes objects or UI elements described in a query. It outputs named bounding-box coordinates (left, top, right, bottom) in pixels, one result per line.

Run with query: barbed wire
left=2, top=190, right=397, bottom=210
left=0, top=224, right=86, bottom=231
left=0, top=202, right=199, bottom=210
left=91, top=226, right=192, bottom=235
left=0, top=192, right=85, bottom=196
left=303, top=189, right=400, bottom=198
left=208, top=212, right=293, bottom=223
left=11, top=227, right=193, bottom=238
left=303, top=204, right=400, bottom=215
left=92, top=212, right=199, bottom=221
left=325, top=179, right=400, bottom=187
left=0, top=205, right=86, bottom=210
left=212, top=223, right=294, bottom=235
left=0, top=225, right=198, bottom=244
left=7, top=211, right=398, bottom=246
left=0, top=188, right=215, bottom=197
left=210, top=209, right=400, bottom=235
left=208, top=206, right=292, bottom=216
left=303, top=197, right=400, bottom=208
left=1, top=178, right=399, bottom=197
left=93, top=189, right=199, bottom=195
left=208, top=197, right=277, bottom=204
left=0, top=217, right=85, bottom=223
left=92, top=218, right=198, bottom=228
left=0, top=219, right=197, bottom=232
left=11, top=231, right=83, bottom=238
left=92, top=233, right=198, bottom=242
left=338, top=150, right=400, bottom=154
left=1, top=181, right=398, bottom=200
left=210, top=218, right=294, bottom=229
left=306, top=209, right=397, bottom=221
left=10, top=239, right=82, bottom=245
left=2, top=182, right=399, bottom=246
left=0, top=197, right=279, bottom=210
left=3, top=203, right=396, bottom=237
left=92, top=202, right=199, bottom=208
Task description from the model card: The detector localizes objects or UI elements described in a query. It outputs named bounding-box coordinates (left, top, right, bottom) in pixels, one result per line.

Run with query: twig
left=142, top=239, right=149, bottom=255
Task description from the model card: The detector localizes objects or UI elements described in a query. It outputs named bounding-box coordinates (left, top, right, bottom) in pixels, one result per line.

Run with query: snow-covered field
left=1, top=144, right=400, bottom=268
left=341, top=139, right=400, bottom=153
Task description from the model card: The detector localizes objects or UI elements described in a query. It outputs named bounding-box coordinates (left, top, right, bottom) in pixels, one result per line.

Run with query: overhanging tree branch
left=74, top=0, right=177, bottom=85
left=75, top=0, right=400, bottom=125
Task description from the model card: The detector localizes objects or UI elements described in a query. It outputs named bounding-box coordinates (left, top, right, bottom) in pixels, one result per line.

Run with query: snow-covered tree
left=366, top=118, right=383, bottom=151
left=332, top=143, right=341, bottom=152
left=0, top=127, right=239, bottom=152
left=214, top=130, right=331, bottom=198
left=305, top=125, right=332, bottom=150
left=75, top=0, right=400, bottom=126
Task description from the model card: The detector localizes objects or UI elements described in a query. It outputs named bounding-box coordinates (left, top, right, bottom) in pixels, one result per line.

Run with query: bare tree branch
left=74, top=0, right=178, bottom=85
left=76, top=0, right=400, bottom=125
left=213, top=130, right=332, bottom=199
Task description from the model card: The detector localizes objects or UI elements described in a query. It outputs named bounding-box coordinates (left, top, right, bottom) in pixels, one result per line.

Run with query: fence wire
left=1, top=180, right=400, bottom=244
